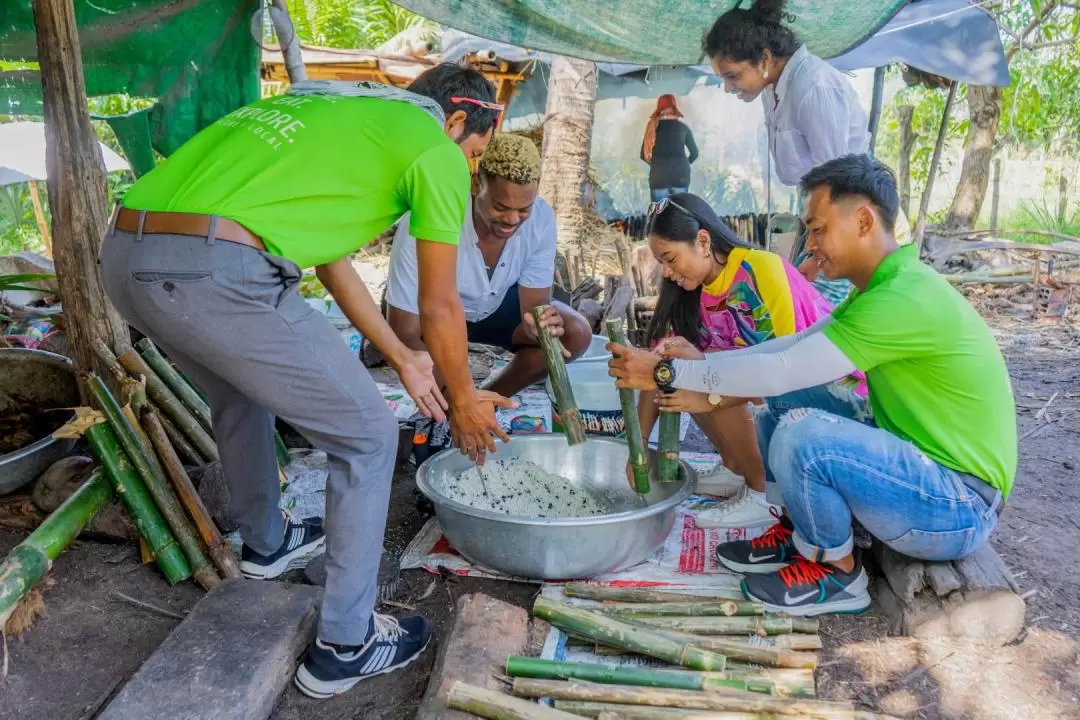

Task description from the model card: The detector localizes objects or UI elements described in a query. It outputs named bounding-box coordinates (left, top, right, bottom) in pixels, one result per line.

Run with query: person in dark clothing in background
left=641, top=94, right=699, bottom=201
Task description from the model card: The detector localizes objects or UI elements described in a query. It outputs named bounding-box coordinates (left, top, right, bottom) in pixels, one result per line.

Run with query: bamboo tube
left=142, top=409, right=242, bottom=581
left=156, top=407, right=206, bottom=466
left=565, top=584, right=744, bottom=603
left=596, top=630, right=821, bottom=652
left=88, top=376, right=218, bottom=591
left=596, top=631, right=818, bottom=670
left=532, top=597, right=726, bottom=672
left=0, top=470, right=113, bottom=626
left=559, top=703, right=769, bottom=719
left=534, top=305, right=586, bottom=445
left=505, top=658, right=747, bottom=693
left=116, top=348, right=219, bottom=461
left=656, top=411, right=680, bottom=483
left=604, top=601, right=764, bottom=617
left=274, top=430, right=291, bottom=468
left=446, top=681, right=580, bottom=719
left=616, top=666, right=815, bottom=699
left=137, top=338, right=213, bottom=432
left=626, top=616, right=818, bottom=636
left=85, top=422, right=191, bottom=584
left=606, top=320, right=649, bottom=495
left=513, top=679, right=866, bottom=717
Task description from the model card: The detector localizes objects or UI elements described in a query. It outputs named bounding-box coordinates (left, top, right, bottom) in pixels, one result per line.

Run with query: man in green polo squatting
left=99, top=64, right=512, bottom=698
left=609, top=154, right=1016, bottom=616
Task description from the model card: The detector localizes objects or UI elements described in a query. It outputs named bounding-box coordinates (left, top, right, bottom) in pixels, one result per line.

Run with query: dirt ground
left=2, top=310, right=1078, bottom=720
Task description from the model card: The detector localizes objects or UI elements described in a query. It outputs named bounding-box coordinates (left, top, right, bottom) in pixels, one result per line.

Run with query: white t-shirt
left=386, top=196, right=557, bottom=322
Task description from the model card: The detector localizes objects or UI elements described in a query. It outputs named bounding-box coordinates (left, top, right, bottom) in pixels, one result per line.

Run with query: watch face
left=655, top=361, right=674, bottom=386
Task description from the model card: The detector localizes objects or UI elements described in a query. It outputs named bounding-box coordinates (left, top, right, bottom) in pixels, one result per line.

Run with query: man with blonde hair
left=388, top=133, right=592, bottom=397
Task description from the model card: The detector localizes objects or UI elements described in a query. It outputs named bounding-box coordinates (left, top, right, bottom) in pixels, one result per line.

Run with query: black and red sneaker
left=715, top=509, right=797, bottom=574
left=741, top=556, right=871, bottom=616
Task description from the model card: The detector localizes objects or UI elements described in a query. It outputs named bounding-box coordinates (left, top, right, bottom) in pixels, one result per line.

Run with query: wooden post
left=915, top=83, right=958, bottom=251
left=990, top=158, right=1002, bottom=234
left=32, top=0, right=132, bottom=399
left=867, top=66, right=886, bottom=155
left=269, top=0, right=306, bottom=83
left=27, top=181, right=52, bottom=256
left=897, top=105, right=915, bottom=218
left=1059, top=174, right=1068, bottom=226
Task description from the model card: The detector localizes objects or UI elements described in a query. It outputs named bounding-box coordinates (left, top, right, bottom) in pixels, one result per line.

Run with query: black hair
left=799, top=154, right=900, bottom=234
left=407, top=63, right=499, bottom=138
left=702, top=0, right=799, bottom=65
left=645, top=193, right=750, bottom=348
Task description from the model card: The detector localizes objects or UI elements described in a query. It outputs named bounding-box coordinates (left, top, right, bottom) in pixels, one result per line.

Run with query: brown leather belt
left=115, top=208, right=265, bottom=251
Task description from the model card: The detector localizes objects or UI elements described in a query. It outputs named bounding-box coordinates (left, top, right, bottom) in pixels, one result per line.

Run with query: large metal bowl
left=416, top=434, right=696, bottom=580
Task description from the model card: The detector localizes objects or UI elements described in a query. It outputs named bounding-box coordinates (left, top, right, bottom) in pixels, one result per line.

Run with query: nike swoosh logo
left=747, top=553, right=776, bottom=562
left=783, top=589, right=818, bottom=604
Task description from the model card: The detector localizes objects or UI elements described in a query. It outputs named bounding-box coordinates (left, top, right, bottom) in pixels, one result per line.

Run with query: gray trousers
left=99, top=228, right=397, bottom=645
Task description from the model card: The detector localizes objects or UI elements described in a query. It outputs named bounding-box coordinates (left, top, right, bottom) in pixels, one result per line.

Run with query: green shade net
left=397, top=0, right=907, bottom=65
left=95, top=108, right=157, bottom=177
left=0, top=0, right=260, bottom=158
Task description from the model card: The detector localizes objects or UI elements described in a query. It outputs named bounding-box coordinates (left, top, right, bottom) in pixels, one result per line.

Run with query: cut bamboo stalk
left=565, top=584, right=744, bottom=603
left=534, top=305, right=586, bottom=445
left=505, top=657, right=748, bottom=693
left=446, top=681, right=580, bottom=719
left=644, top=667, right=815, bottom=699
left=155, top=407, right=206, bottom=466
left=0, top=469, right=113, bottom=626
left=656, top=411, right=680, bottom=483
left=141, top=409, right=242, bottom=581
left=626, top=615, right=818, bottom=636
left=274, top=429, right=291, bottom=468
left=85, top=422, right=191, bottom=584
left=596, top=630, right=821, bottom=652
left=595, top=632, right=818, bottom=669
left=88, top=376, right=218, bottom=591
left=604, top=601, right=764, bottom=617
left=116, top=348, right=219, bottom=461
left=560, top=702, right=770, bottom=719
left=513, top=679, right=868, bottom=717
left=606, top=320, right=649, bottom=495
left=137, top=338, right=213, bottom=432
left=533, top=597, right=726, bottom=671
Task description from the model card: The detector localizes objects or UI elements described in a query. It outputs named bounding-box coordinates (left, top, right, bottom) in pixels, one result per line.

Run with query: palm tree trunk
left=539, top=55, right=598, bottom=288
left=943, top=85, right=1002, bottom=231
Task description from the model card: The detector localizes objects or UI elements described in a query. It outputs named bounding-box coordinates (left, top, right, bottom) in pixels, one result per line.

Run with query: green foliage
left=0, top=185, right=44, bottom=256
left=280, top=0, right=437, bottom=49
left=0, top=273, right=56, bottom=294
left=997, top=197, right=1080, bottom=243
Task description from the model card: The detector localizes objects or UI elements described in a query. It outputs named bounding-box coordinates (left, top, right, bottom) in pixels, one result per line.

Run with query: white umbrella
left=0, top=121, right=130, bottom=187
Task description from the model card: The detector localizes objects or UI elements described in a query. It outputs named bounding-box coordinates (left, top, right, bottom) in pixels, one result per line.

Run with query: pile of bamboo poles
left=443, top=589, right=904, bottom=720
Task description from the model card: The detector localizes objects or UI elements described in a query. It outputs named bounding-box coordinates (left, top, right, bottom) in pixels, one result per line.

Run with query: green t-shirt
left=824, top=245, right=1017, bottom=496
left=123, top=95, right=469, bottom=268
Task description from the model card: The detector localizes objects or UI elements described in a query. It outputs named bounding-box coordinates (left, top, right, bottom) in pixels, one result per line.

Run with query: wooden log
left=533, top=304, right=586, bottom=445
left=447, top=681, right=580, bottom=720
left=603, top=601, right=764, bottom=618
left=417, top=594, right=530, bottom=720
left=925, top=563, right=963, bottom=597
left=874, top=543, right=925, bottom=604
left=625, top=615, right=817, bottom=636
left=953, top=543, right=1020, bottom=593
left=31, top=0, right=132, bottom=401
left=565, top=584, right=743, bottom=603
left=137, top=339, right=213, bottom=432
left=513, top=679, right=871, bottom=717
left=533, top=597, right=727, bottom=671
left=606, top=320, right=649, bottom=495
left=141, top=409, right=241, bottom=581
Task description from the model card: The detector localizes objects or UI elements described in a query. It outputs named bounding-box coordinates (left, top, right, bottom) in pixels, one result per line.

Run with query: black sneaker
left=716, top=511, right=798, bottom=574
left=240, top=511, right=325, bottom=580
left=294, top=613, right=432, bottom=698
left=741, top=556, right=871, bottom=616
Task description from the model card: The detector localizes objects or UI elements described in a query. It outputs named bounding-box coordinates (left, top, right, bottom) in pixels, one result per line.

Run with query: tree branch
left=1006, top=0, right=1063, bottom=60
left=1016, top=33, right=1080, bottom=50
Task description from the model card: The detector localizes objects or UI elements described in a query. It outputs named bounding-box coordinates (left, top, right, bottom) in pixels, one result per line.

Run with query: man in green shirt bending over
left=99, top=64, right=509, bottom=698
left=609, top=154, right=1016, bottom=617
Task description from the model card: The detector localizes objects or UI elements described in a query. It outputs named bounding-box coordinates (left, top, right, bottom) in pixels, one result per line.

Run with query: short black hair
left=799, top=154, right=900, bottom=234
left=407, top=63, right=499, bottom=138
left=703, top=0, right=799, bottom=64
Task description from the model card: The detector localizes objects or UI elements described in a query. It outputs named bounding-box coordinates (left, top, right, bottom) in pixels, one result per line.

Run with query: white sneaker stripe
left=361, top=645, right=391, bottom=675
left=374, top=644, right=396, bottom=672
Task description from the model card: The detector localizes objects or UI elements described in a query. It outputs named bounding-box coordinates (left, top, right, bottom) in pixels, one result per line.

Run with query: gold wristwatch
left=707, top=394, right=725, bottom=407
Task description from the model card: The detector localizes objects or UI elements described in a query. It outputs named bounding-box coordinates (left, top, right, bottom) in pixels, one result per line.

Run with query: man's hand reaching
left=396, top=350, right=448, bottom=422
left=450, top=390, right=516, bottom=464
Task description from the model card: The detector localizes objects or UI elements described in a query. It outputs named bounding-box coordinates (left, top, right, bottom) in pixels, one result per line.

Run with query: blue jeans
left=757, top=384, right=1000, bottom=563
left=650, top=186, right=689, bottom=202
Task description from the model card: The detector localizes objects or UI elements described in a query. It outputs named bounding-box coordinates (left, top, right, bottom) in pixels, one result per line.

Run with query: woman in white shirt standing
left=702, top=0, right=873, bottom=305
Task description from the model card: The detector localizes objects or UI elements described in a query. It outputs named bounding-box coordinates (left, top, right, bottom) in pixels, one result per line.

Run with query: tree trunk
left=539, top=56, right=598, bottom=286
left=896, top=105, right=915, bottom=218
left=32, top=0, right=132, bottom=400
left=943, top=85, right=1003, bottom=231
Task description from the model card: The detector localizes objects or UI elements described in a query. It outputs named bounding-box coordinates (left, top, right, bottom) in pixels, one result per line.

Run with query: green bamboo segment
left=533, top=304, right=586, bottom=445
left=274, top=429, right=291, bottom=468
left=505, top=657, right=749, bottom=693
left=626, top=615, right=818, bottom=636
left=532, top=597, right=726, bottom=672
left=137, top=339, right=213, bottom=432
left=606, top=320, right=650, bottom=495
left=0, top=470, right=114, bottom=625
left=603, top=601, right=764, bottom=617
left=85, top=422, right=191, bottom=584
left=447, top=681, right=579, bottom=719
left=88, top=375, right=217, bottom=590
left=117, top=348, right=219, bottom=462
left=553, top=701, right=772, bottom=719
left=564, top=584, right=744, bottom=603
left=656, top=411, right=680, bottom=483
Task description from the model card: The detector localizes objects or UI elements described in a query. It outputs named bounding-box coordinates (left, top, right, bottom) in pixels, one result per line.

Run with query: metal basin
left=0, top=349, right=78, bottom=495
left=416, top=434, right=696, bottom=580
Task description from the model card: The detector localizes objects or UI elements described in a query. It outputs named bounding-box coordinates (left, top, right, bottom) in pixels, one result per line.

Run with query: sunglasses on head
left=451, top=96, right=506, bottom=122
left=648, top=196, right=695, bottom=221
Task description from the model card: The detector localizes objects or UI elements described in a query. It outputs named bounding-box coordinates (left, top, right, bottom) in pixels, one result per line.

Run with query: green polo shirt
left=123, top=95, right=469, bottom=268
left=824, top=245, right=1017, bottom=496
